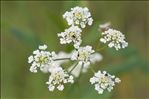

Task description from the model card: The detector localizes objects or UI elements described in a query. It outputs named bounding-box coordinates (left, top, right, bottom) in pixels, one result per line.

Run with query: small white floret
left=63, top=6, right=93, bottom=28
left=90, top=70, right=121, bottom=94
left=100, top=28, right=128, bottom=50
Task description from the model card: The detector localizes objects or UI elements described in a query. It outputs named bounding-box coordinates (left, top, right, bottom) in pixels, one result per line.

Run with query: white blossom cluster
left=58, top=26, right=82, bottom=48
left=46, top=67, right=74, bottom=91
left=100, top=28, right=128, bottom=50
left=28, top=45, right=74, bottom=91
left=58, top=6, right=93, bottom=48
left=28, top=6, right=128, bottom=94
left=28, top=45, right=57, bottom=73
left=71, top=46, right=95, bottom=69
left=63, top=6, right=93, bottom=28
left=68, top=52, right=103, bottom=77
left=90, top=71, right=121, bottom=94
left=58, top=6, right=97, bottom=74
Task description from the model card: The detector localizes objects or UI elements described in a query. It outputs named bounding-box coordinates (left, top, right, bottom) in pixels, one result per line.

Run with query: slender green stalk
left=76, top=63, right=84, bottom=82
left=80, top=63, right=83, bottom=75
left=69, top=62, right=78, bottom=73
left=53, top=58, right=70, bottom=61
left=93, top=32, right=102, bottom=49
left=90, top=66, right=95, bottom=73
left=96, top=45, right=108, bottom=52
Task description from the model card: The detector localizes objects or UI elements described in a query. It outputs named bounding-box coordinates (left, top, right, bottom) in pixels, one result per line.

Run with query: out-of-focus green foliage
left=1, top=1, right=149, bottom=99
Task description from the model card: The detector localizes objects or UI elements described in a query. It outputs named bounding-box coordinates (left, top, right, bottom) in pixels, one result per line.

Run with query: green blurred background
left=1, top=1, right=149, bottom=99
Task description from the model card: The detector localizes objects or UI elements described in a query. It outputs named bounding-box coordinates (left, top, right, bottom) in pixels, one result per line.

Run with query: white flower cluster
left=68, top=52, right=103, bottom=77
left=28, top=6, right=128, bottom=94
left=100, top=28, right=128, bottom=50
left=28, top=45, right=57, bottom=73
left=71, top=46, right=95, bottom=69
left=58, top=6, right=93, bottom=49
left=90, top=71, right=121, bottom=94
left=46, top=67, right=74, bottom=91
left=58, top=7, right=97, bottom=73
left=28, top=45, right=74, bottom=91
left=58, top=26, right=82, bottom=48
left=63, top=6, right=93, bottom=28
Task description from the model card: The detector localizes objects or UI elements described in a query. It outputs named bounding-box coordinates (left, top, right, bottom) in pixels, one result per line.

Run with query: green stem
left=90, top=66, right=95, bottom=73
left=80, top=63, right=83, bottom=74
left=96, top=45, right=108, bottom=52
left=78, top=63, right=83, bottom=78
left=69, top=62, right=78, bottom=73
left=53, top=58, right=70, bottom=61
left=93, top=32, right=102, bottom=49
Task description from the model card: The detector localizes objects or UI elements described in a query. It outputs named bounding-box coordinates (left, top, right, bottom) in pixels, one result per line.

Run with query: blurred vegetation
left=1, top=1, right=149, bottom=99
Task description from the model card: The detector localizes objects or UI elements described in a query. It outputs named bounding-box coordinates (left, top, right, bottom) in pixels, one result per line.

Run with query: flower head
left=46, top=67, right=74, bottom=91
left=90, top=70, right=121, bottom=94
left=28, top=45, right=57, bottom=73
left=58, top=26, right=82, bottom=48
left=100, top=28, right=128, bottom=50
left=63, top=6, right=93, bottom=28
left=68, top=52, right=103, bottom=77
left=71, top=45, right=94, bottom=67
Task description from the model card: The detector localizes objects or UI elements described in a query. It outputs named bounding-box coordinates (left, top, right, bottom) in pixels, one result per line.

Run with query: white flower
left=69, top=46, right=100, bottom=77
left=95, top=84, right=104, bottom=94
left=100, top=28, right=128, bottom=50
left=58, top=26, right=82, bottom=48
left=46, top=67, right=74, bottom=91
left=57, top=84, right=64, bottom=91
left=48, top=84, right=55, bottom=91
left=71, top=45, right=94, bottom=65
left=90, top=70, right=121, bottom=94
left=68, top=52, right=103, bottom=77
left=115, top=77, right=121, bottom=83
left=28, top=45, right=57, bottom=73
left=39, top=44, right=47, bottom=50
left=28, top=55, right=34, bottom=63
left=63, top=6, right=93, bottom=28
